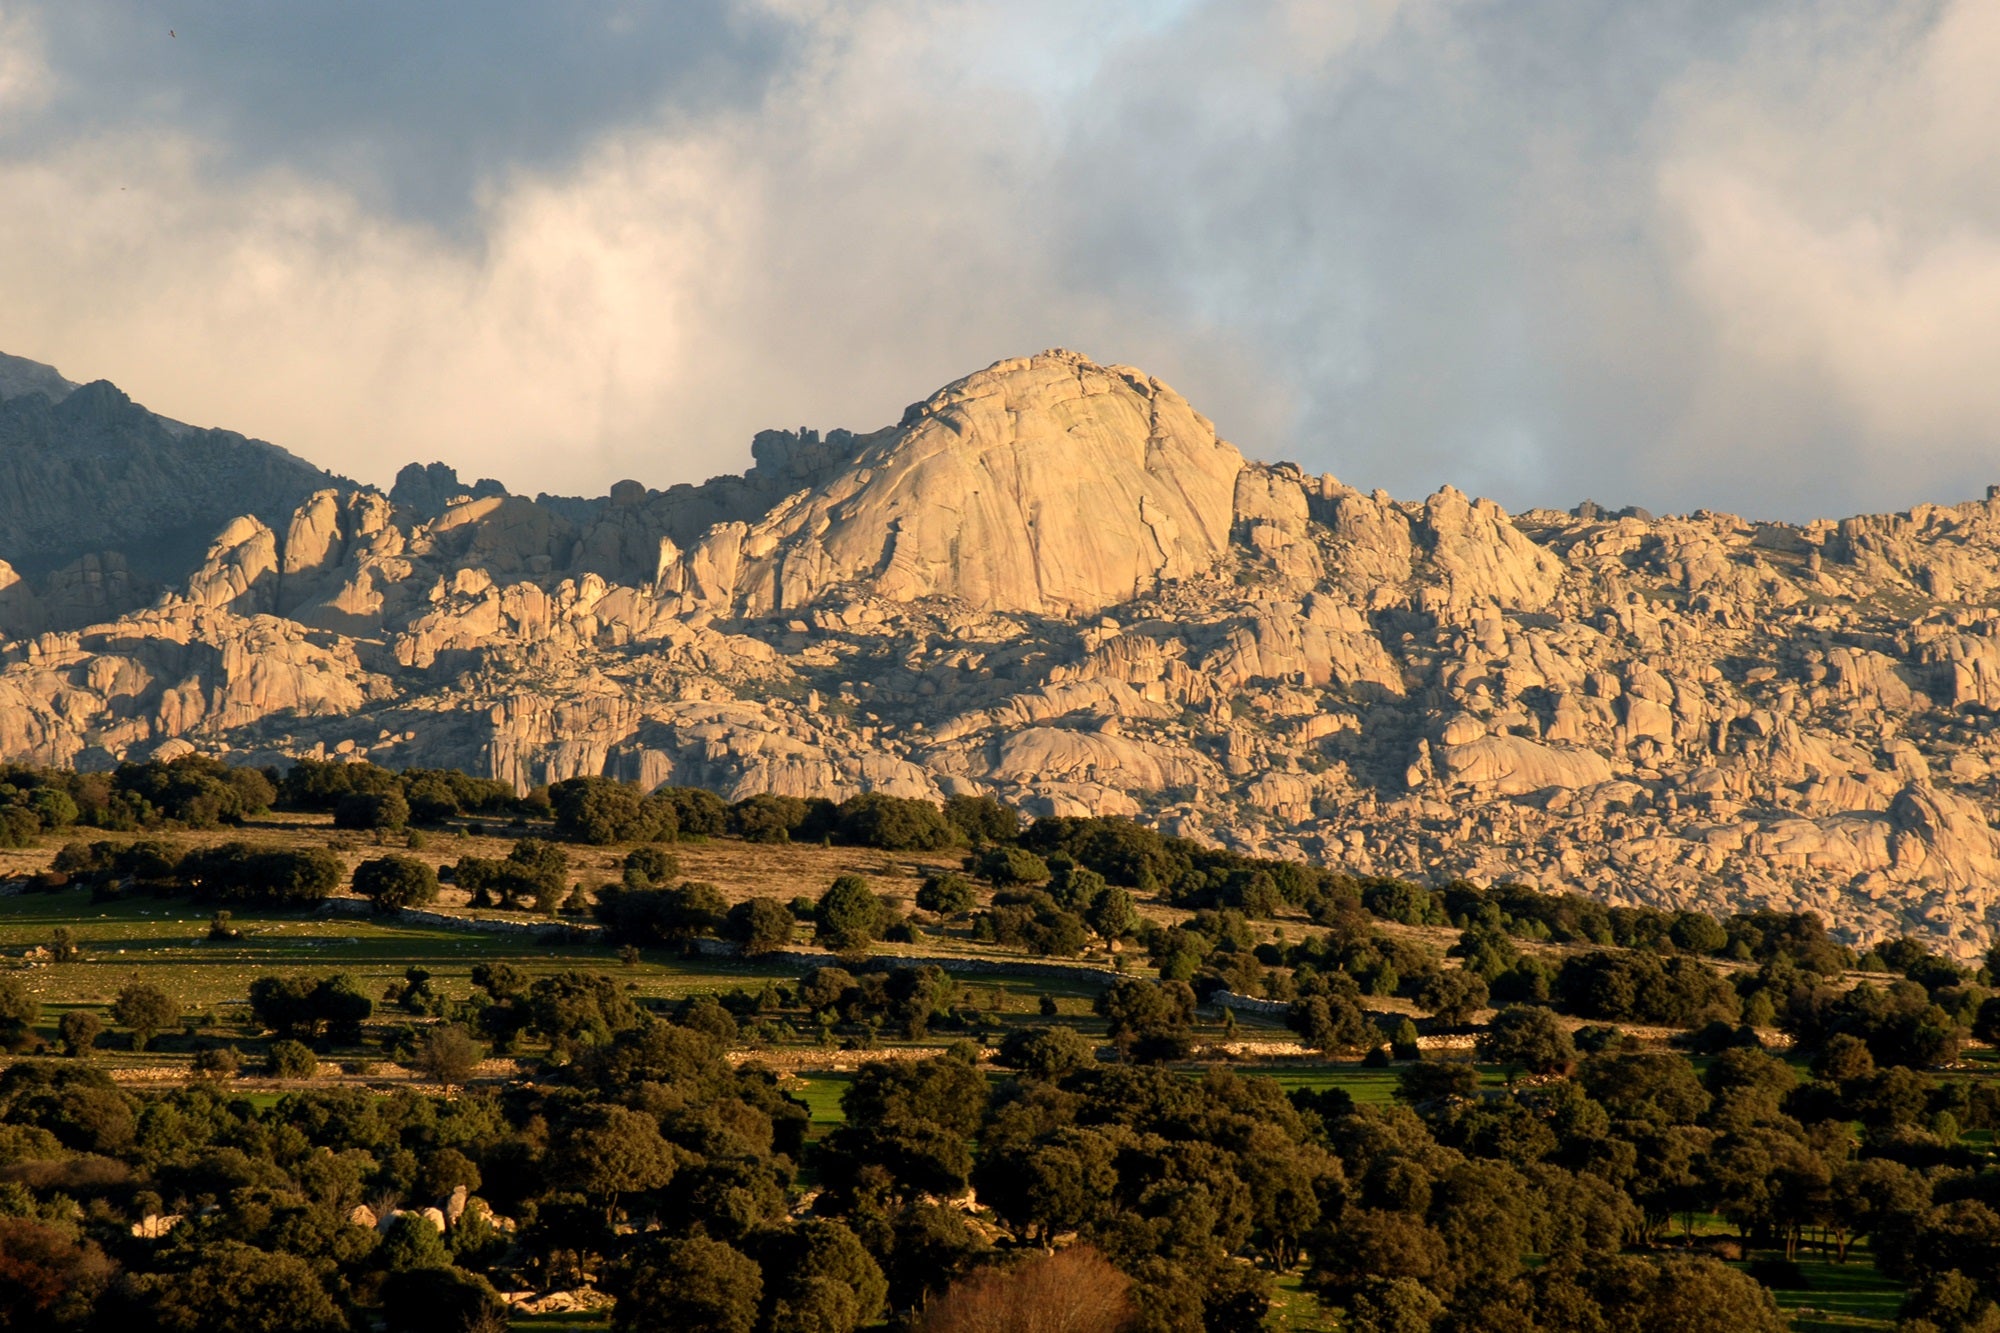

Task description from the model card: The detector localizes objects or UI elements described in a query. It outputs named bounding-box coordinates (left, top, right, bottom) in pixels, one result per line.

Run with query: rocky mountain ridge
left=4, top=348, right=2000, bottom=953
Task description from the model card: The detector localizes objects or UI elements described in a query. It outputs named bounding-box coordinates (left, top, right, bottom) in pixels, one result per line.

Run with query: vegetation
left=1, top=758, right=1998, bottom=1331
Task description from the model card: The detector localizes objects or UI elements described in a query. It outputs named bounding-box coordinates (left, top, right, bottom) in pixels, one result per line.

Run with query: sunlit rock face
left=9, top=347, right=2000, bottom=954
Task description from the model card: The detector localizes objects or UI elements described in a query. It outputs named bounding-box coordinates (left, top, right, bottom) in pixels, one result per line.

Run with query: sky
left=1, top=0, right=1997, bottom=520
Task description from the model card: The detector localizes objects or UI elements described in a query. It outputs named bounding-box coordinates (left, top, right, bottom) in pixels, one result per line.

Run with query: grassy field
left=1745, top=1254, right=1903, bottom=1330
left=0, top=886, right=812, bottom=1036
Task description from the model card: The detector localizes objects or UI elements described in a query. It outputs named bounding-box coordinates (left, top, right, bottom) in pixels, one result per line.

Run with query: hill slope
left=4, top=348, right=2000, bottom=952
left=0, top=354, right=349, bottom=618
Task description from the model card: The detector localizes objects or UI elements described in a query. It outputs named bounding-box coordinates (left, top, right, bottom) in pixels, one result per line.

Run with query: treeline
left=42, top=838, right=344, bottom=908
left=9, top=759, right=1990, bottom=1000
left=0, top=756, right=276, bottom=843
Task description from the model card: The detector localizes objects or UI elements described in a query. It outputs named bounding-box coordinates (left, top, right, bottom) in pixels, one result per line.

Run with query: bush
left=58, top=1010, right=102, bottom=1057
left=996, top=1025, right=1098, bottom=1079
left=192, top=1045, right=241, bottom=1078
left=352, top=856, right=439, bottom=912
left=816, top=876, right=887, bottom=954
left=623, top=846, right=682, bottom=889
left=178, top=843, right=344, bottom=907
left=916, top=872, right=978, bottom=916
left=832, top=792, right=957, bottom=851
left=333, top=790, right=409, bottom=831
left=730, top=793, right=809, bottom=843
left=726, top=898, right=797, bottom=956
left=550, top=776, right=677, bottom=845
left=265, top=1040, right=319, bottom=1079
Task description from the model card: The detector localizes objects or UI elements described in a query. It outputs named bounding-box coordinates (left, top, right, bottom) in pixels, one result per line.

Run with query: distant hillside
left=0, top=353, right=347, bottom=582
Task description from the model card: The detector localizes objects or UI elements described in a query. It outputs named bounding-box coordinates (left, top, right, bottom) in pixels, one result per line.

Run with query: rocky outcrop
left=658, top=351, right=1246, bottom=618
left=9, top=350, right=2000, bottom=954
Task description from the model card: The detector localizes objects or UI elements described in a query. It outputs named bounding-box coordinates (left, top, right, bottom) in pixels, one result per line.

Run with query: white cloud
left=0, top=10, right=52, bottom=115
left=0, top=0, right=1998, bottom=520
left=1650, top=0, right=2000, bottom=512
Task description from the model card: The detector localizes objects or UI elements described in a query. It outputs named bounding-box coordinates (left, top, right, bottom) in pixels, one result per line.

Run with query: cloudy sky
left=1, top=1, right=1997, bottom=520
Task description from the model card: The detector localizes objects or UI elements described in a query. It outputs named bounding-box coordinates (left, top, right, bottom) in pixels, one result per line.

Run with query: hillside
left=3, top=348, right=2000, bottom=952
left=0, top=353, right=348, bottom=618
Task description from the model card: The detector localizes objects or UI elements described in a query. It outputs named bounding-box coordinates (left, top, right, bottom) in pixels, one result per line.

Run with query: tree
left=834, top=792, right=957, bottom=851
left=58, top=1010, right=101, bottom=1057
left=247, top=973, right=371, bottom=1041
left=46, top=927, right=80, bottom=963
left=916, top=872, right=979, bottom=916
left=1604, top=1257, right=1790, bottom=1332
left=334, top=789, right=409, bottom=831
left=977, top=846, right=1051, bottom=887
left=113, top=982, right=177, bottom=1051
left=730, top=792, right=808, bottom=843
left=507, top=838, right=570, bottom=909
left=354, top=855, right=440, bottom=912
left=998, top=1025, right=1098, bottom=1080
left=1974, top=995, right=2000, bottom=1046
left=1096, top=979, right=1196, bottom=1062
left=192, top=1045, right=241, bottom=1079
left=611, top=1235, right=762, bottom=1333
left=1395, top=1060, right=1480, bottom=1107
left=656, top=786, right=730, bottom=837
left=0, top=975, right=41, bottom=1050
left=379, top=1212, right=452, bottom=1271
left=265, top=1040, right=318, bottom=1079
left=550, top=777, right=675, bottom=845
left=1415, top=968, right=1489, bottom=1025
left=1345, top=1276, right=1446, bottom=1333
left=1289, top=991, right=1378, bottom=1055
left=132, top=1240, right=346, bottom=1333
left=758, top=1218, right=888, bottom=1331
left=923, top=1246, right=1132, bottom=1333
left=418, top=1024, right=483, bottom=1089
left=553, top=1105, right=678, bottom=1220
left=1578, top=1053, right=1711, bottom=1128
left=178, top=843, right=344, bottom=906
left=726, top=897, right=796, bottom=955
left=943, top=793, right=1019, bottom=845
left=816, top=876, right=887, bottom=954
left=0, top=1217, right=114, bottom=1329
left=381, top=1266, right=510, bottom=1333
left=1084, top=884, right=1141, bottom=943
left=623, top=846, right=682, bottom=888
left=1479, top=1005, right=1576, bottom=1078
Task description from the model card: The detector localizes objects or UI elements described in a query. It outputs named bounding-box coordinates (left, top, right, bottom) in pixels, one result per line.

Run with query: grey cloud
left=14, top=2, right=796, bottom=224
left=1, top=0, right=1996, bottom=524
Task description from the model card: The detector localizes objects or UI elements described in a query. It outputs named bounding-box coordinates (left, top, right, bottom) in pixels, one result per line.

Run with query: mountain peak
left=659, top=349, right=1247, bottom=617
left=0, top=351, right=79, bottom=405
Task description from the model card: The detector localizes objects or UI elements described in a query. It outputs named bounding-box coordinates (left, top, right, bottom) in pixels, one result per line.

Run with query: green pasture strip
left=1756, top=1254, right=1902, bottom=1331
left=1266, top=1271, right=1333, bottom=1331
left=0, top=889, right=809, bottom=1020
left=1249, top=1063, right=1406, bottom=1105
left=790, top=1072, right=855, bottom=1133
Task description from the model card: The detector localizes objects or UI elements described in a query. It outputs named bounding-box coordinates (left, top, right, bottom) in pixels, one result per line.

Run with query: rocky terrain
left=4, top=348, right=2000, bottom=952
